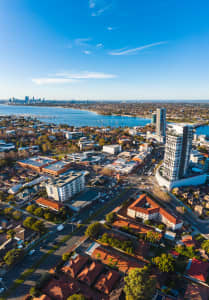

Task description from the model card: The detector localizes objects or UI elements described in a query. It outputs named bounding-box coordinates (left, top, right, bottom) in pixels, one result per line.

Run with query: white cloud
left=83, top=50, right=92, bottom=55
left=96, top=43, right=103, bottom=48
left=88, top=0, right=113, bottom=16
left=32, top=71, right=116, bottom=85
left=89, top=0, right=96, bottom=8
left=75, top=38, right=92, bottom=47
left=109, top=41, right=167, bottom=56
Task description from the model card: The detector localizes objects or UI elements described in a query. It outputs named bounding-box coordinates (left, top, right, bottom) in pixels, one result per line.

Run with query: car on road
left=57, top=224, right=64, bottom=231
left=29, top=249, right=35, bottom=256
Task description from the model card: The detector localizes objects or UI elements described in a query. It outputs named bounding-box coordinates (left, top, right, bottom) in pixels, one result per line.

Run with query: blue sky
left=0, top=0, right=209, bottom=100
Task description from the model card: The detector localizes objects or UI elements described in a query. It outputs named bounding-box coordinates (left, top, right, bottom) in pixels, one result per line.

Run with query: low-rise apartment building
left=127, top=193, right=183, bottom=231
left=45, top=170, right=85, bottom=202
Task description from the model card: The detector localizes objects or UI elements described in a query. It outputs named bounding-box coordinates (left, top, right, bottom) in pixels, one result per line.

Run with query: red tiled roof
left=95, top=270, right=120, bottom=294
left=77, top=261, right=104, bottom=286
left=62, top=254, right=88, bottom=278
left=43, top=278, right=79, bottom=300
left=128, top=194, right=182, bottom=225
left=92, top=246, right=144, bottom=273
left=170, top=250, right=180, bottom=257
left=113, top=218, right=150, bottom=234
left=181, top=235, right=196, bottom=248
left=36, top=197, right=63, bottom=211
left=187, top=258, right=209, bottom=282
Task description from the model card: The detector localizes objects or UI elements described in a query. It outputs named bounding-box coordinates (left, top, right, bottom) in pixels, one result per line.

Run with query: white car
left=29, top=249, right=35, bottom=255
left=57, top=224, right=64, bottom=231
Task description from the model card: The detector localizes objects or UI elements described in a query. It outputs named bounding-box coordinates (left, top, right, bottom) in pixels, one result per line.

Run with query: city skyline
left=1, top=0, right=209, bottom=100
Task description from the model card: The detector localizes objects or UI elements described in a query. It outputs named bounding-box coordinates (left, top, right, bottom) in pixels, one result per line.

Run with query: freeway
left=2, top=187, right=133, bottom=300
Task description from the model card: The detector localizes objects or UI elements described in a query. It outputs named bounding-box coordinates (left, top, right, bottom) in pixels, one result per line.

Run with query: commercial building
left=65, top=131, right=83, bottom=140
left=45, top=170, right=85, bottom=202
left=127, top=193, right=183, bottom=230
left=162, top=124, right=193, bottom=181
left=156, top=108, right=166, bottom=138
left=42, top=160, right=71, bottom=176
left=18, top=156, right=57, bottom=172
left=102, top=144, right=122, bottom=155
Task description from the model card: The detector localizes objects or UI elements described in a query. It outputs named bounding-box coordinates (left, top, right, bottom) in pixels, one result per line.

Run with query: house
left=127, top=194, right=183, bottom=231
left=62, top=254, right=88, bottom=278
left=77, top=261, right=104, bottom=286
left=91, top=245, right=145, bottom=273
left=14, top=225, right=35, bottom=242
left=95, top=270, right=120, bottom=294
left=181, top=235, right=196, bottom=248
left=187, top=258, right=209, bottom=282
left=36, top=197, right=64, bottom=212
left=194, top=205, right=204, bottom=216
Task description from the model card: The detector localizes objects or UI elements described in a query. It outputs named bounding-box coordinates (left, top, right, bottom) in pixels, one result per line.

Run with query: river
left=0, top=104, right=150, bottom=127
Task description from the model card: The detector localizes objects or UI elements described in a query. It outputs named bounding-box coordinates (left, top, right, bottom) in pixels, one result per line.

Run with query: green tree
left=4, top=207, right=13, bottom=215
left=29, top=286, right=40, bottom=297
left=4, top=249, right=24, bottom=266
left=146, top=231, right=161, bottom=244
left=62, top=253, right=70, bottom=261
left=85, top=222, right=101, bottom=238
left=12, top=210, right=22, bottom=221
left=106, top=212, right=116, bottom=223
left=201, top=240, right=209, bottom=254
left=26, top=204, right=36, bottom=214
left=152, top=253, right=175, bottom=273
left=32, top=220, right=46, bottom=233
left=34, top=207, right=44, bottom=218
left=44, top=211, right=53, bottom=221
left=7, top=229, right=15, bottom=239
left=124, top=266, right=156, bottom=300
left=23, top=216, right=36, bottom=229
left=67, top=294, right=85, bottom=300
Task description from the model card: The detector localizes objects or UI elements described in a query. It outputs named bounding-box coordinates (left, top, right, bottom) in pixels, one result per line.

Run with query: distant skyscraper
left=25, top=96, right=29, bottom=103
left=162, top=124, right=193, bottom=181
left=151, top=112, right=157, bottom=124
left=156, top=108, right=166, bottom=138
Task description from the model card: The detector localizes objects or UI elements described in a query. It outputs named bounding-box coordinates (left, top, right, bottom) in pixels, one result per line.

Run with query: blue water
left=0, top=104, right=150, bottom=127
left=195, top=125, right=209, bottom=136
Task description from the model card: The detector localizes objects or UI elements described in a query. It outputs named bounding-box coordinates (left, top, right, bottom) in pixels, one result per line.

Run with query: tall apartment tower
left=162, top=124, right=193, bottom=181
left=156, top=108, right=166, bottom=138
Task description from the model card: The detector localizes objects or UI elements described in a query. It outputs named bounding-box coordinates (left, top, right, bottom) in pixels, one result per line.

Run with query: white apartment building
left=102, top=144, right=122, bottom=155
left=45, top=170, right=85, bottom=202
left=162, top=124, right=193, bottom=181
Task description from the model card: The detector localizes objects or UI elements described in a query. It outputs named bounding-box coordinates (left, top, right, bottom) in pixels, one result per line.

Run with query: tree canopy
left=106, top=212, right=116, bottom=223
left=85, top=222, right=102, bottom=238
left=67, top=295, right=85, bottom=300
left=4, top=248, right=24, bottom=266
left=152, top=253, right=175, bottom=273
left=124, top=266, right=156, bottom=300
